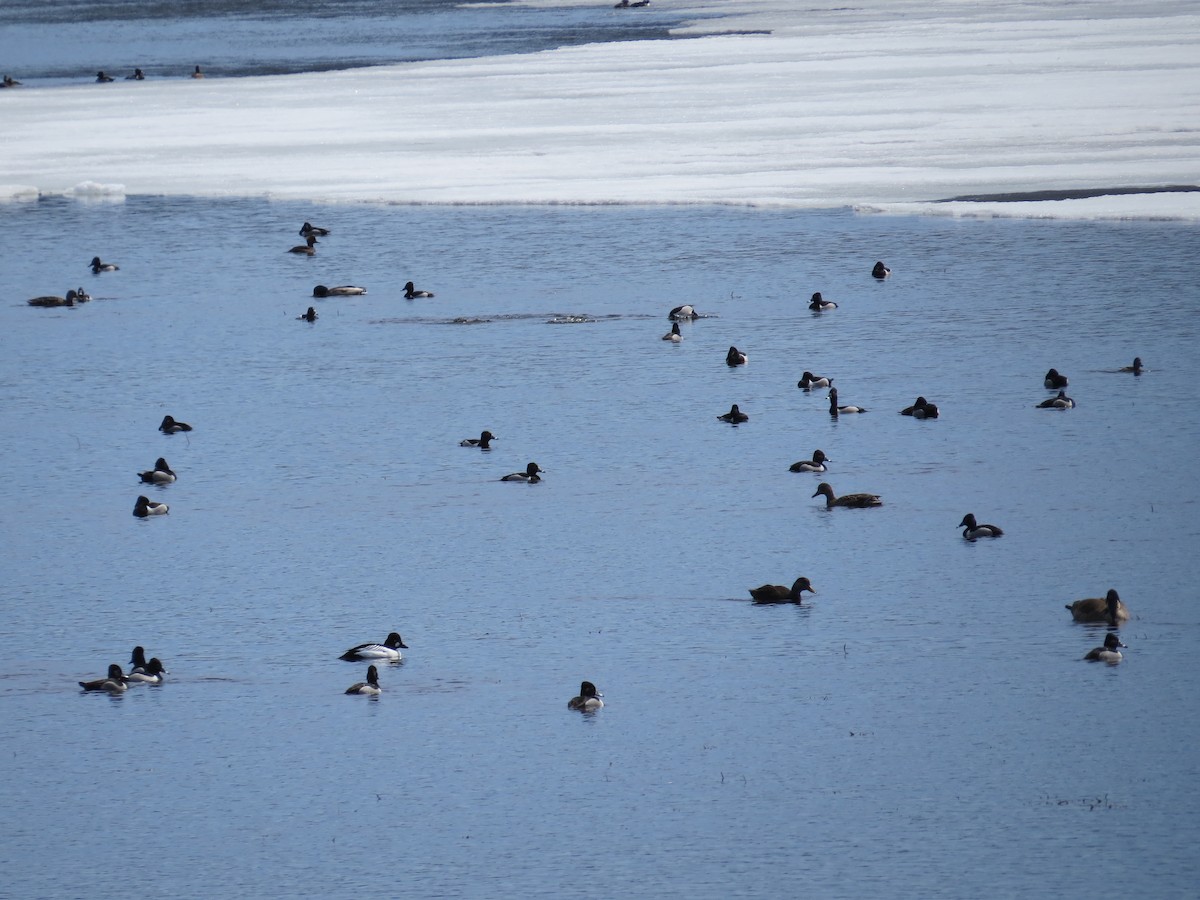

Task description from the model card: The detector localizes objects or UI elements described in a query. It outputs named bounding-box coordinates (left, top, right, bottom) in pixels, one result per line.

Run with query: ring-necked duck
left=1036, top=390, right=1075, bottom=409
left=133, top=495, right=169, bottom=517
left=287, top=235, right=318, bottom=255
left=126, top=658, right=167, bottom=684
left=129, top=646, right=167, bottom=675
left=2, top=76, right=22, bottom=88
left=789, top=449, right=829, bottom=473
left=568, top=681, right=604, bottom=710
left=138, top=457, right=176, bottom=484
left=828, top=387, right=866, bottom=416
left=1084, top=632, right=1126, bottom=663
left=159, top=415, right=192, bottom=433
left=872, top=261, right=890, bottom=279
left=501, top=462, right=543, bottom=483
left=340, top=632, right=408, bottom=661
left=812, top=482, right=881, bottom=508
left=404, top=281, right=434, bottom=299
left=95, top=71, right=114, bottom=83
left=300, top=222, right=330, bottom=237
left=460, top=430, right=496, bottom=449
left=28, top=289, right=88, bottom=307
left=1119, top=357, right=1143, bottom=375
left=126, top=69, right=145, bottom=80
left=725, top=346, right=747, bottom=366
left=1044, top=368, right=1069, bottom=389
left=662, top=321, right=682, bottom=342
left=297, top=307, right=318, bottom=322
left=345, top=665, right=382, bottom=695
left=79, top=664, right=127, bottom=692
left=89, top=256, right=118, bottom=272
left=900, top=396, right=939, bottom=418
left=1066, top=589, right=1130, bottom=625
left=797, top=371, right=831, bottom=390
left=191, top=65, right=205, bottom=79
left=749, top=576, right=815, bottom=604
left=959, top=513, right=1002, bottom=541
left=312, top=285, right=365, bottom=297
left=717, top=404, right=749, bottom=424
left=668, top=304, right=699, bottom=320
left=808, top=292, right=838, bottom=310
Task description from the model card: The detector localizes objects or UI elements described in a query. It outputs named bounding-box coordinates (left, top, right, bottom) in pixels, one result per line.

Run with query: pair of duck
left=342, top=632, right=408, bottom=695
left=136, top=417, right=190, bottom=515
left=901, top=396, right=939, bottom=418
left=28, top=288, right=91, bottom=308
left=1067, top=589, right=1131, bottom=663
left=80, top=646, right=168, bottom=691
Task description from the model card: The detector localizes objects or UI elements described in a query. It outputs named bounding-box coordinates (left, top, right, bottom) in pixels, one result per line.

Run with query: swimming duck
left=138, top=457, right=176, bottom=484
left=900, top=396, right=939, bottom=418
left=95, top=71, right=114, bottom=83
left=159, top=415, right=192, bottom=433
left=812, top=482, right=881, bottom=508
left=126, top=69, right=145, bottom=80
left=808, top=292, right=838, bottom=310
left=1119, top=357, right=1143, bottom=375
left=748, top=576, right=815, bottom=604
left=668, top=304, right=699, bottom=320
left=797, top=371, right=831, bottom=390
left=717, top=404, right=749, bottom=424
left=312, top=285, right=365, bottom=297
left=298, top=307, right=318, bottom=322
left=133, top=495, right=169, bottom=518
left=191, top=65, right=205, bottom=79
left=345, top=665, right=382, bottom=696
left=1036, top=390, right=1075, bottom=409
left=460, top=430, right=497, bottom=449
left=828, top=387, right=866, bottom=416
left=1066, top=589, right=1130, bottom=625
left=299, top=222, right=330, bottom=237
left=129, top=646, right=150, bottom=673
left=79, top=664, right=127, bottom=692
left=89, top=256, right=118, bottom=272
left=339, top=632, right=408, bottom=661
left=287, top=235, right=318, bottom=255
left=726, top=346, right=748, bottom=366
left=28, top=289, right=86, bottom=308
left=789, top=450, right=829, bottom=473
left=404, top=281, right=434, bottom=299
left=1044, top=368, right=1069, bottom=389
left=662, top=321, right=682, bottom=342
left=126, top=658, right=167, bottom=684
left=568, top=681, right=604, bottom=710
left=501, top=462, right=543, bottom=483
left=872, top=261, right=890, bottom=279
left=959, top=513, right=1003, bottom=541
left=2, top=76, right=22, bottom=88
left=1084, top=632, right=1126, bottom=663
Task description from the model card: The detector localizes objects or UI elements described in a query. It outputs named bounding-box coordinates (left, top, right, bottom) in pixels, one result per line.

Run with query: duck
left=129, top=646, right=150, bottom=673
left=126, top=658, right=167, bottom=684
left=812, top=482, right=881, bottom=508
left=79, top=664, right=127, bottom=692
left=133, top=495, right=169, bottom=518
left=828, top=387, right=866, bottom=416
left=1066, top=589, right=1130, bottom=626
left=312, top=284, right=365, bottom=297
left=191, top=65, right=205, bottom=79
left=725, top=346, right=748, bottom=366
left=808, top=292, right=838, bottom=310
left=797, top=371, right=831, bottom=390
left=900, top=396, right=939, bottom=418
left=28, top=289, right=87, bottom=308
left=668, top=304, right=699, bottom=320
left=1119, top=357, right=1143, bottom=375
left=345, top=665, right=382, bottom=696
left=460, top=430, right=497, bottom=449
left=89, top=256, right=118, bottom=272
left=159, top=415, right=192, bottom=433
left=339, top=632, right=408, bottom=662
left=287, top=235, right=318, bottom=255
left=404, top=281, right=434, bottom=299
left=789, top=449, right=829, bottom=473
left=872, top=261, right=890, bottom=279
left=568, top=681, right=604, bottom=710
left=126, top=68, right=145, bottom=80
left=662, top=322, right=682, bottom=342
left=501, top=462, right=543, bottom=483
left=1084, top=632, right=1126, bottom=663
left=959, top=513, right=1003, bottom=541
left=1037, top=390, right=1075, bottom=409
left=1044, top=368, right=1069, bottom=389
left=717, top=404, right=749, bottom=424
left=299, top=222, right=330, bottom=237
left=73, top=287, right=92, bottom=301
left=297, top=307, right=318, bottom=322
left=138, top=457, right=176, bottom=484
left=748, top=576, right=815, bottom=604
left=95, top=71, right=114, bottom=83
left=2, top=76, right=22, bottom=88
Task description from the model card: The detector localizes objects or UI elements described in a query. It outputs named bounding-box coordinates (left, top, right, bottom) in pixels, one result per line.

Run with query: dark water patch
left=942, top=184, right=1200, bottom=203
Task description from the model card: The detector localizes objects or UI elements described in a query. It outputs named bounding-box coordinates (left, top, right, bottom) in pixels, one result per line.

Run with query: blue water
left=2, top=197, right=1199, bottom=898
